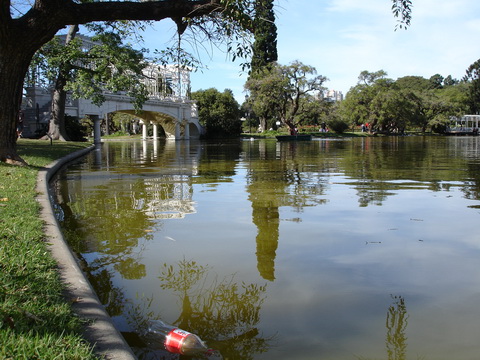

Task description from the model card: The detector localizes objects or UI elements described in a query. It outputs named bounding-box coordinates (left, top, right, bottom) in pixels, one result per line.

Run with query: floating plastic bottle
left=145, top=320, right=208, bottom=356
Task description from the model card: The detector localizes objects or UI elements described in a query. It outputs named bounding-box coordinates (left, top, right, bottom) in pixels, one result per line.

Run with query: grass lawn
left=0, top=139, right=98, bottom=359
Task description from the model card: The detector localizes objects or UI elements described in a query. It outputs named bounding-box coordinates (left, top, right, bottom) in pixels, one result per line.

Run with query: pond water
left=53, top=136, right=480, bottom=360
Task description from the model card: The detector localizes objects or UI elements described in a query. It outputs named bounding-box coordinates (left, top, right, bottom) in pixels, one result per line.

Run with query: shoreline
left=36, top=144, right=137, bottom=360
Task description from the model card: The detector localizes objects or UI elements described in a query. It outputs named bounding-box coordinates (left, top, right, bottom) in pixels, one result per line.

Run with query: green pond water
left=53, top=136, right=480, bottom=360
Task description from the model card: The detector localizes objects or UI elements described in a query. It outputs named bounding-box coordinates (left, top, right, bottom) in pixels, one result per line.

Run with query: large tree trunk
left=0, top=46, right=34, bottom=165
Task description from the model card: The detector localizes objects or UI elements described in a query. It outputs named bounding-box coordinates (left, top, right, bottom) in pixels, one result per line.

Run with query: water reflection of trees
left=358, top=295, right=410, bottom=360
left=53, top=176, right=154, bottom=281
left=130, top=259, right=271, bottom=360
left=340, top=137, right=480, bottom=206
left=245, top=141, right=330, bottom=281
left=385, top=295, right=409, bottom=360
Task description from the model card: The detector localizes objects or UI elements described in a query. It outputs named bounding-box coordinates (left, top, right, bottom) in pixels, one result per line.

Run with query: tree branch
left=65, top=0, right=221, bottom=25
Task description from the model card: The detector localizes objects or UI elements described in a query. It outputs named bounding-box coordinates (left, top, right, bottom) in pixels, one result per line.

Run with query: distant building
left=322, top=89, right=344, bottom=102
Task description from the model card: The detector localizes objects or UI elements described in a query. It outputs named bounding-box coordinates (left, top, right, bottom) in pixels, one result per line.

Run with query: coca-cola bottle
left=144, top=320, right=208, bottom=356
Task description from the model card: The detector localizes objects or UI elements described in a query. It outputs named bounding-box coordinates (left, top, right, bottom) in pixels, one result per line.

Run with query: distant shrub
left=66, top=115, right=88, bottom=141
left=328, top=118, right=350, bottom=134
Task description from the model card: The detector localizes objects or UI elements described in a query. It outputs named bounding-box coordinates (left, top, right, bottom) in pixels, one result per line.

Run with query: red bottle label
left=165, top=328, right=191, bottom=353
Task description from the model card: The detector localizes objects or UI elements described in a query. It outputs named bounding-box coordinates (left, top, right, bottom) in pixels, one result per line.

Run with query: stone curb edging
left=36, top=144, right=137, bottom=360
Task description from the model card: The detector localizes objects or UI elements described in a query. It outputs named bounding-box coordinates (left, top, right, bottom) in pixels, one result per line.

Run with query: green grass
left=0, top=139, right=97, bottom=359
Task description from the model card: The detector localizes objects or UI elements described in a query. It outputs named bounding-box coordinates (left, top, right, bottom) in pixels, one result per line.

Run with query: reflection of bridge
left=22, top=37, right=204, bottom=141
left=99, top=141, right=200, bottom=219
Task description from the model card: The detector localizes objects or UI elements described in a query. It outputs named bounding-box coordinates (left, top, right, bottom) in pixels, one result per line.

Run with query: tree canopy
left=191, top=88, right=241, bottom=137
left=464, top=58, right=480, bottom=114
left=339, top=70, right=468, bottom=134
left=245, top=60, right=328, bottom=131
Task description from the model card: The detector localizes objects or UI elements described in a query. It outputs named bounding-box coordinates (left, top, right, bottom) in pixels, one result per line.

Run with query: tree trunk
left=44, top=24, right=79, bottom=141
left=0, top=47, right=33, bottom=165
left=46, top=79, right=70, bottom=141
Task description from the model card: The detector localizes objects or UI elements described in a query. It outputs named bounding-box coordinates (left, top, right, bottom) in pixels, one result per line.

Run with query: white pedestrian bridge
left=24, top=85, right=202, bottom=141
left=82, top=91, right=203, bottom=141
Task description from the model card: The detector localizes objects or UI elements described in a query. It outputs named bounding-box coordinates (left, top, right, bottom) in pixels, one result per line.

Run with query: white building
left=321, top=89, right=344, bottom=102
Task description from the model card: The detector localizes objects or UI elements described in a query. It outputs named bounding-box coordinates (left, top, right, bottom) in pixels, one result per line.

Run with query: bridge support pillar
left=184, top=120, right=190, bottom=140
left=142, top=123, right=148, bottom=140
left=175, top=121, right=181, bottom=140
left=153, top=124, right=158, bottom=140
left=94, top=118, right=102, bottom=144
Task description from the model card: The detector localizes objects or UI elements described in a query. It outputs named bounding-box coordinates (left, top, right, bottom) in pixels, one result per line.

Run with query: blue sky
left=143, top=0, right=480, bottom=103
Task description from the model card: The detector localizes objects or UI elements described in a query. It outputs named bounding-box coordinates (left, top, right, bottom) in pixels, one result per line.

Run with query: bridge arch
left=113, top=108, right=202, bottom=140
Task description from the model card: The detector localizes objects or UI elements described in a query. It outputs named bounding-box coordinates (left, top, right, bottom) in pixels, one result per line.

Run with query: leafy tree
left=369, top=86, right=419, bottom=133
left=294, top=95, right=331, bottom=126
left=245, top=61, right=328, bottom=132
left=191, top=88, right=242, bottom=137
left=395, top=74, right=467, bottom=132
left=429, top=74, right=444, bottom=89
left=250, top=0, right=277, bottom=75
left=1, top=0, right=255, bottom=165
left=358, top=70, right=388, bottom=86
left=31, top=24, right=149, bottom=141
left=338, top=83, right=374, bottom=127
left=463, top=58, right=480, bottom=114
left=395, top=75, right=431, bottom=91
left=443, top=75, right=459, bottom=87
left=245, top=63, right=287, bottom=131
left=342, top=70, right=469, bottom=133
left=326, top=107, right=350, bottom=134
left=340, top=72, right=392, bottom=129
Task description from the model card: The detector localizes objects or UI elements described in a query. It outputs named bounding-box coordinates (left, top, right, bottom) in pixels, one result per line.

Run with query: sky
left=141, top=0, right=480, bottom=104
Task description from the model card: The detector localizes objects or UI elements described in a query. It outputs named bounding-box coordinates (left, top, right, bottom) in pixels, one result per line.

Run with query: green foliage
left=327, top=117, right=350, bottom=134
left=70, top=31, right=149, bottom=109
left=463, top=58, right=480, bottom=114
left=250, top=0, right=278, bottom=75
left=65, top=115, right=88, bottom=141
left=391, top=0, right=413, bottom=30
left=245, top=60, right=328, bottom=131
left=29, top=27, right=149, bottom=111
left=429, top=74, right=444, bottom=89
left=340, top=70, right=468, bottom=133
left=179, top=0, right=255, bottom=72
left=108, top=112, right=139, bottom=135
left=245, top=64, right=287, bottom=130
left=358, top=70, right=388, bottom=86
left=395, top=75, right=431, bottom=91
left=80, top=116, right=95, bottom=137
left=192, top=88, right=242, bottom=137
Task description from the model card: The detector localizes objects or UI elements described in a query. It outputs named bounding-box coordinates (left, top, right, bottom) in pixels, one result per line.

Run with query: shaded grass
left=0, top=139, right=97, bottom=359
